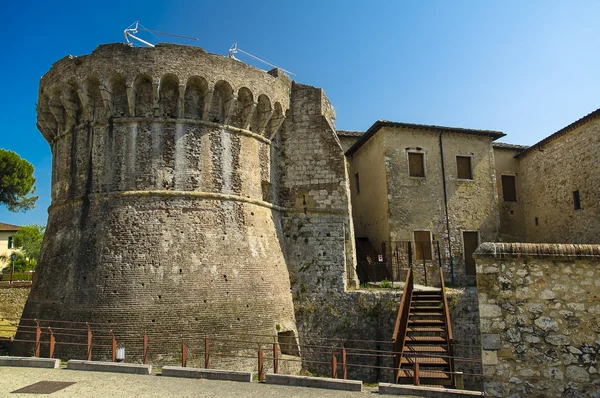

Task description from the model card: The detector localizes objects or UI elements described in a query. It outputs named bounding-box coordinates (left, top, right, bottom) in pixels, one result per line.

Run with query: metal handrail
left=439, top=266, right=455, bottom=388
left=391, top=266, right=413, bottom=376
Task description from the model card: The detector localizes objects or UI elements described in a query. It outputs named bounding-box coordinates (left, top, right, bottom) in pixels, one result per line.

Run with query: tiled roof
left=346, top=120, right=505, bottom=156
left=336, top=130, right=364, bottom=137
left=493, top=142, right=529, bottom=150
left=0, top=222, right=20, bottom=232
left=516, top=107, right=600, bottom=158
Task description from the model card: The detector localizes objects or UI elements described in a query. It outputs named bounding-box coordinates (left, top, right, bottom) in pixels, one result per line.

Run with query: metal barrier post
left=48, top=328, right=55, bottom=359
left=341, top=346, right=347, bottom=380
left=204, top=337, right=210, bottom=369
left=181, top=338, right=187, bottom=367
left=34, top=319, right=41, bottom=357
left=455, top=371, right=465, bottom=390
left=414, top=362, right=420, bottom=386
left=86, top=322, right=92, bottom=361
left=331, top=351, right=337, bottom=379
left=111, top=331, right=117, bottom=362
left=143, top=332, right=148, bottom=364
left=258, top=345, right=264, bottom=382
left=272, top=339, right=279, bottom=374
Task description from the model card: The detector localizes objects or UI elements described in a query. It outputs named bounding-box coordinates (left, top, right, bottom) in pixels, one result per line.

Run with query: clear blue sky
left=1, top=0, right=600, bottom=226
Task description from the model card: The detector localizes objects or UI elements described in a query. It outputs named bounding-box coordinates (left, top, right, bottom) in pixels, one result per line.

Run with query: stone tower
left=24, top=43, right=358, bottom=362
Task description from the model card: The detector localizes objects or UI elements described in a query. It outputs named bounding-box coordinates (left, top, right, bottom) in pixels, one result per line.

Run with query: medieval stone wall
left=25, top=43, right=300, bottom=362
left=517, top=118, right=600, bottom=244
left=475, top=242, right=600, bottom=397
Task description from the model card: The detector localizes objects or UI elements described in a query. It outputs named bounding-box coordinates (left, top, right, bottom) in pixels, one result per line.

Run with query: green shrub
left=380, top=279, right=393, bottom=289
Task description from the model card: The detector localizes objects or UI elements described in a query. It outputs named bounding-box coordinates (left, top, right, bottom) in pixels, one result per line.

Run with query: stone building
left=20, top=41, right=600, bottom=390
left=25, top=43, right=357, bottom=363
left=346, top=121, right=504, bottom=284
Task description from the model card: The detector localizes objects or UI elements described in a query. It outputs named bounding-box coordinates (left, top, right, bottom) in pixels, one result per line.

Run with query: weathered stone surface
left=482, top=334, right=501, bottom=350
left=476, top=243, right=600, bottom=397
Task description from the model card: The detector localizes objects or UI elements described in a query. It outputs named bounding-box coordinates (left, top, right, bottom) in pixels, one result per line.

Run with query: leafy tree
left=0, top=149, right=38, bottom=212
left=0, top=252, right=29, bottom=273
left=13, top=224, right=45, bottom=266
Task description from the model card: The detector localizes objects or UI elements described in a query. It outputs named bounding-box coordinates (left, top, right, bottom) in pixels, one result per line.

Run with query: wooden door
left=463, top=231, right=479, bottom=276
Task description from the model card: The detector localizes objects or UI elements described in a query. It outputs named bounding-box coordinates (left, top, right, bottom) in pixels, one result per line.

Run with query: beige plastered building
left=341, top=108, right=600, bottom=283
left=0, top=222, right=20, bottom=269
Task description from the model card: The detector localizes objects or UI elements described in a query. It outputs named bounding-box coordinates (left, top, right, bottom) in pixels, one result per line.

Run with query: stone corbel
left=126, top=83, right=136, bottom=117
left=48, top=97, right=65, bottom=131
left=178, top=84, right=186, bottom=118
left=222, top=93, right=238, bottom=125
left=99, top=83, right=114, bottom=117
left=243, top=101, right=258, bottom=130
left=257, top=108, right=274, bottom=135
left=77, top=87, right=91, bottom=121
left=268, top=115, right=286, bottom=140
left=60, top=91, right=79, bottom=130
left=152, top=79, right=160, bottom=117
left=202, top=90, right=214, bottom=121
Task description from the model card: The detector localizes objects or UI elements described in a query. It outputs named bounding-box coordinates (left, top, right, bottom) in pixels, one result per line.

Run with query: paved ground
left=0, top=367, right=419, bottom=398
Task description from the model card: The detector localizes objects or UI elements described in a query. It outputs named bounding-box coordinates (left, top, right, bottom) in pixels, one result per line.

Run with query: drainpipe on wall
left=439, top=132, right=454, bottom=284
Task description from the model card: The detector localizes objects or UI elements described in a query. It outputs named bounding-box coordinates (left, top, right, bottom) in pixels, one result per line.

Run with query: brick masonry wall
left=23, top=44, right=300, bottom=363
left=518, top=118, right=600, bottom=244
left=475, top=242, right=600, bottom=397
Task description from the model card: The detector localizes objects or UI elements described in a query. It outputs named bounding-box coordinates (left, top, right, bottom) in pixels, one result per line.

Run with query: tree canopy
left=0, top=149, right=38, bottom=212
left=13, top=224, right=45, bottom=265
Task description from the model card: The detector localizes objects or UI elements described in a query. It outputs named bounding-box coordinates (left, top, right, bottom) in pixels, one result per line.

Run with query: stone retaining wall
left=475, top=242, right=600, bottom=397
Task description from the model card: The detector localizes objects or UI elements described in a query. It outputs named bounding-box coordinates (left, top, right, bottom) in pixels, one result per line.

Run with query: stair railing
left=439, top=266, right=455, bottom=388
left=392, top=266, right=413, bottom=378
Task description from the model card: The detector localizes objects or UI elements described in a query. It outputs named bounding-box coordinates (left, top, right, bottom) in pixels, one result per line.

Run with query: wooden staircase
left=392, top=267, right=455, bottom=388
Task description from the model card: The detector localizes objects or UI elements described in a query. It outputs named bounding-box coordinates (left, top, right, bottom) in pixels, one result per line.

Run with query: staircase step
left=410, top=306, right=443, bottom=311
left=408, top=319, right=445, bottom=326
left=404, top=345, right=447, bottom=353
left=410, top=312, right=444, bottom=317
left=411, top=301, right=443, bottom=306
left=401, top=356, right=449, bottom=366
left=397, top=370, right=451, bottom=385
left=412, top=295, right=442, bottom=301
left=405, top=336, right=447, bottom=344
left=407, top=327, right=446, bottom=333
left=413, top=289, right=442, bottom=294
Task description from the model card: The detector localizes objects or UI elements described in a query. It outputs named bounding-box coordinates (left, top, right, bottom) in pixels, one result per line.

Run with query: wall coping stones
left=378, top=383, right=484, bottom=397
left=66, top=360, right=152, bottom=375
left=161, top=366, right=252, bottom=382
left=474, top=242, right=600, bottom=259
left=265, top=373, right=362, bottom=391
left=0, top=356, right=60, bottom=369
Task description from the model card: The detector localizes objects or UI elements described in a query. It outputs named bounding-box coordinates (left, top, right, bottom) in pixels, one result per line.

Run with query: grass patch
left=0, top=319, right=17, bottom=338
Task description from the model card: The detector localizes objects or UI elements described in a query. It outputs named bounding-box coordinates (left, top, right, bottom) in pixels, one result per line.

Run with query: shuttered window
left=408, top=153, right=425, bottom=177
left=501, top=175, right=517, bottom=202
left=414, top=231, right=432, bottom=261
left=456, top=156, right=472, bottom=180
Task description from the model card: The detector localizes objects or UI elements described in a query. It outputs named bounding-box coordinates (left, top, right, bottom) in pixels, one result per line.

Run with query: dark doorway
left=463, top=231, right=479, bottom=276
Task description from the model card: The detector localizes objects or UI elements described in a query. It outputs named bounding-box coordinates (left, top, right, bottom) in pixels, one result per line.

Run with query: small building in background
left=0, top=222, right=20, bottom=269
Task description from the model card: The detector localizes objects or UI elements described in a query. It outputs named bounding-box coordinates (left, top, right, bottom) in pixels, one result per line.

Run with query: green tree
left=0, top=149, right=38, bottom=212
left=13, top=224, right=45, bottom=266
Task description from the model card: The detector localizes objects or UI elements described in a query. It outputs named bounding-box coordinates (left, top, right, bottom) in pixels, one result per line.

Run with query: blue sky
left=1, top=0, right=600, bottom=226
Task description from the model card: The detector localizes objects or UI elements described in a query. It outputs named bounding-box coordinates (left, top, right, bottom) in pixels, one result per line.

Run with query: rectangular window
left=8, top=236, right=13, bottom=249
left=408, top=152, right=425, bottom=177
left=456, top=156, right=473, bottom=180
left=573, top=190, right=581, bottom=210
left=354, top=172, right=360, bottom=194
left=501, top=175, right=517, bottom=202
left=535, top=217, right=539, bottom=226
left=414, top=231, right=432, bottom=261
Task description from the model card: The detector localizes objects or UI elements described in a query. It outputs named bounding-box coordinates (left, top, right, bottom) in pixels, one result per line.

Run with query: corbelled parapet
left=22, top=43, right=301, bottom=364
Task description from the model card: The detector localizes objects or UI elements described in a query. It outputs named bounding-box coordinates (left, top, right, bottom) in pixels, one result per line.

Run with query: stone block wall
left=475, top=242, right=600, bottom=397
left=517, top=116, right=600, bottom=244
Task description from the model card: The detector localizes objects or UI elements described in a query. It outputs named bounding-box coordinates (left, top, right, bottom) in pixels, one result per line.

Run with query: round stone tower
left=25, top=43, right=299, bottom=362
